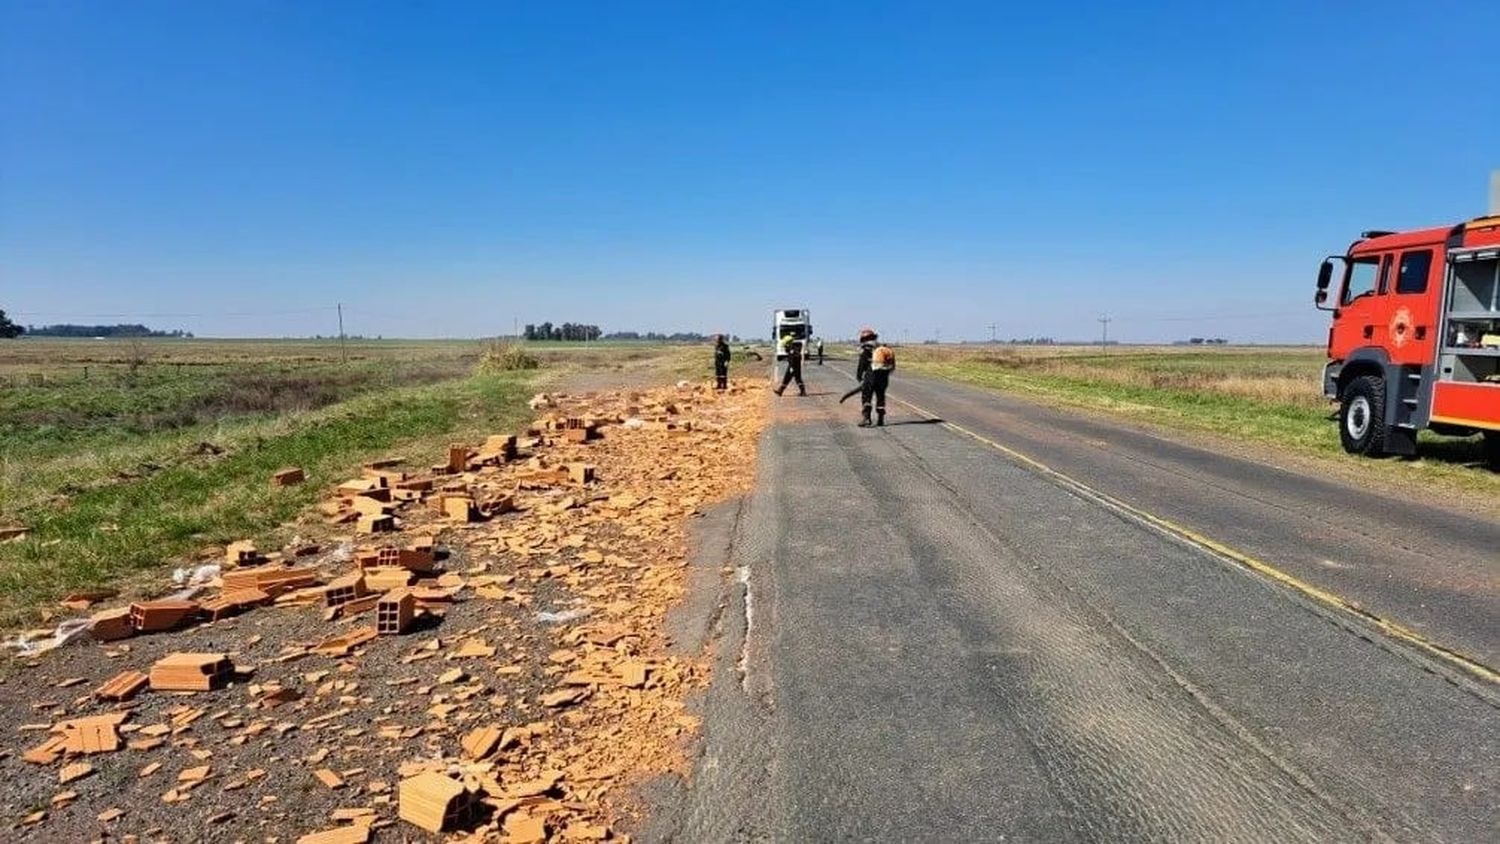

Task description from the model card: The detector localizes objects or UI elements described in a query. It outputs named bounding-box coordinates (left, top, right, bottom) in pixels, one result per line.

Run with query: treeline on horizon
left=522, top=322, right=739, bottom=343
left=24, top=323, right=194, bottom=338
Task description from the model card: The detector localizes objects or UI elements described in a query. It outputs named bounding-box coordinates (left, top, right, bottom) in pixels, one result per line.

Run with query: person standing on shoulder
left=816, top=338, right=825, bottom=365
left=713, top=334, right=731, bottom=390
left=774, top=337, right=806, bottom=396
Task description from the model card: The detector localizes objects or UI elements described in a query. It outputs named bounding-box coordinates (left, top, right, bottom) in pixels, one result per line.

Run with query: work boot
left=798, top=386, right=806, bottom=396
left=773, top=386, right=784, bottom=396
left=859, top=407, right=872, bottom=427
left=876, top=410, right=885, bottom=427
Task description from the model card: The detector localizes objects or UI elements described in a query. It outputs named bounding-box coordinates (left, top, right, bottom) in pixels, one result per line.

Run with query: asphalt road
left=669, top=363, right=1499, bottom=842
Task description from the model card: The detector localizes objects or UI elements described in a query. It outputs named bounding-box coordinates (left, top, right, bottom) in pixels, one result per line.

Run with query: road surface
left=667, top=363, right=1499, bottom=842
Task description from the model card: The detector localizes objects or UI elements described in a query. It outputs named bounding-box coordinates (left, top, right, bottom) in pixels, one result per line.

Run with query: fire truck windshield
left=1342, top=257, right=1379, bottom=305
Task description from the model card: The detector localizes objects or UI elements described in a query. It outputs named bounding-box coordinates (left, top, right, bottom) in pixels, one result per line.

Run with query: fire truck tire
left=1484, top=432, right=1500, bottom=468
left=1338, top=375, right=1387, bottom=456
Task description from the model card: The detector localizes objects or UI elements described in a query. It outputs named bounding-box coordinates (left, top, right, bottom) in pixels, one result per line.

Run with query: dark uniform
left=855, top=339, right=894, bottom=426
left=713, top=337, right=731, bottom=390
left=774, top=339, right=806, bottom=396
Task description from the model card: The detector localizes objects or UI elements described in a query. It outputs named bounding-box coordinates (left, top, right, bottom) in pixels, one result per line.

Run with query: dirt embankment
left=0, top=379, right=769, bottom=842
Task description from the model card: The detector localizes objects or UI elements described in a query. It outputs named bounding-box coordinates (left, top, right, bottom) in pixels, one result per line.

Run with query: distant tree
left=0, top=309, right=22, bottom=339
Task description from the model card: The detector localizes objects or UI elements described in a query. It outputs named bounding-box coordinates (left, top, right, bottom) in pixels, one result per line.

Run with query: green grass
left=903, top=346, right=1500, bottom=500
left=0, top=359, right=536, bottom=627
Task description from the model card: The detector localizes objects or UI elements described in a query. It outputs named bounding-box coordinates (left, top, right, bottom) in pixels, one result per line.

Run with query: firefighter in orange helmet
left=841, top=327, right=895, bottom=426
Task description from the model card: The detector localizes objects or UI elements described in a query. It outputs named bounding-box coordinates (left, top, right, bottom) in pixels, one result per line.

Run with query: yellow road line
left=886, top=391, right=1500, bottom=689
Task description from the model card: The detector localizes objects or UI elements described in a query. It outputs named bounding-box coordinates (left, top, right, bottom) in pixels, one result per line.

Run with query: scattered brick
left=200, top=587, right=271, bottom=621
left=376, top=590, right=416, bottom=635
left=460, top=725, right=502, bottom=760
left=314, top=626, right=378, bottom=656
left=22, top=735, right=68, bottom=765
left=446, top=444, right=470, bottom=473
left=356, top=514, right=395, bottom=534
left=568, top=463, right=596, bottom=484
left=363, top=565, right=413, bottom=591
left=225, top=539, right=262, bottom=565
left=59, top=762, right=94, bottom=785
left=322, top=573, right=368, bottom=608
left=313, top=768, right=345, bottom=790
left=130, top=600, right=200, bottom=633
left=55, top=713, right=127, bottom=754
left=149, top=652, right=234, bottom=692
left=89, top=607, right=135, bottom=642
left=398, top=771, right=478, bottom=833
left=297, top=823, right=372, bottom=844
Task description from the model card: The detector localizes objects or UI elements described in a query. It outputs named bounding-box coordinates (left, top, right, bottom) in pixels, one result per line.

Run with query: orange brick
left=313, top=626, right=378, bottom=656
left=460, top=725, right=501, bottom=760
left=270, top=467, right=305, bottom=487
left=149, top=653, right=233, bottom=692
left=376, top=590, right=416, bottom=635
left=322, top=573, right=368, bottom=608
left=567, top=463, right=595, bottom=484
left=129, top=600, right=199, bottom=633
left=89, top=608, right=135, bottom=642
left=56, top=714, right=125, bottom=754
left=442, top=497, right=478, bottom=523
left=356, top=514, right=395, bottom=534
left=94, top=670, right=149, bottom=702
left=399, top=772, right=477, bottom=833
left=446, top=444, right=470, bottom=473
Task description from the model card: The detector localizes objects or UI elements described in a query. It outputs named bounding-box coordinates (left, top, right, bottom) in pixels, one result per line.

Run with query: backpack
left=873, top=345, right=895, bottom=368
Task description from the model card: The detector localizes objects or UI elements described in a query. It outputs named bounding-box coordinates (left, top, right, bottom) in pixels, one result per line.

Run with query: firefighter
left=848, top=327, right=894, bottom=426
left=816, top=338, right=825, bottom=365
left=713, top=334, right=731, bottom=390
left=773, top=335, right=806, bottom=396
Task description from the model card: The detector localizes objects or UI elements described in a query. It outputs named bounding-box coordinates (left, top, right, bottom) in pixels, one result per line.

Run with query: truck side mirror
left=1316, top=260, right=1333, bottom=291
left=1315, top=289, right=1328, bottom=305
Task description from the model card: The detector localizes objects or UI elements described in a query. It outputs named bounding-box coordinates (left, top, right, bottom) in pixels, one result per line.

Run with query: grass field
left=0, top=338, right=702, bottom=628
left=900, top=344, right=1500, bottom=499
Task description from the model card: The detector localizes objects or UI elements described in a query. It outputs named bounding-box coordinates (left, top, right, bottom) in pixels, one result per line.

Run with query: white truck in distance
left=773, top=308, right=812, bottom=360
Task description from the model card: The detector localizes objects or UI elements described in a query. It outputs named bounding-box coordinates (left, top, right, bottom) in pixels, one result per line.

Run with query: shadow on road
left=885, top=418, right=945, bottom=426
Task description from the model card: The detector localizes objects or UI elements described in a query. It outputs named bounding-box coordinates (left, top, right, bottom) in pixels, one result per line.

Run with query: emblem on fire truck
left=1389, top=306, right=1414, bottom=349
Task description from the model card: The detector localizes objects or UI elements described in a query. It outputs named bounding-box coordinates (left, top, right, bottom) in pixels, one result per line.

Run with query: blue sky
left=3, top=1, right=1498, bottom=342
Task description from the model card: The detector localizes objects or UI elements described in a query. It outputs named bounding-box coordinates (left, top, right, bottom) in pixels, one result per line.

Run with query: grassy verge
left=0, top=371, right=535, bottom=627
left=902, top=346, right=1500, bottom=500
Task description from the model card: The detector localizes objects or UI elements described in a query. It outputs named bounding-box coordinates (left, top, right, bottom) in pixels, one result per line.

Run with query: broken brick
left=94, top=671, right=149, bottom=702
left=460, top=725, right=502, bottom=760
left=89, top=607, right=135, bottom=642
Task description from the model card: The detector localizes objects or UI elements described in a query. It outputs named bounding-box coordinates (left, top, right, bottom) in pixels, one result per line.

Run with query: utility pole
left=337, top=302, right=348, bottom=364
left=1098, top=315, right=1112, bottom=351
left=1490, top=169, right=1499, bottom=215
left=988, top=323, right=998, bottom=343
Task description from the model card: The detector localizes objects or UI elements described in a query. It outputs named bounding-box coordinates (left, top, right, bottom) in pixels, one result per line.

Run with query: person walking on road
left=774, top=336, right=806, bottom=396
left=816, top=338, right=825, bottom=365
left=713, top=334, right=731, bottom=390
left=841, top=327, right=895, bottom=426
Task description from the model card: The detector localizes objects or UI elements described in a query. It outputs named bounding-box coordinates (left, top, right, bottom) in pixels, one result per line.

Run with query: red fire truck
left=1315, top=215, right=1500, bottom=462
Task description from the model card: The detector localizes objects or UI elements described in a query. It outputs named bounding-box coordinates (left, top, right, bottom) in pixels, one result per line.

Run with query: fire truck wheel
left=1484, top=432, right=1500, bottom=469
left=1338, top=375, right=1387, bottom=456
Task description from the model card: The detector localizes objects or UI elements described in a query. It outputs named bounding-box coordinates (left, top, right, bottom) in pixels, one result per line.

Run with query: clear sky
left=3, top=1, right=1498, bottom=343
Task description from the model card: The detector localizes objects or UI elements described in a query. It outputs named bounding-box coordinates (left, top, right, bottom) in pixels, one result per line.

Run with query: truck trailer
left=1314, top=215, right=1500, bottom=462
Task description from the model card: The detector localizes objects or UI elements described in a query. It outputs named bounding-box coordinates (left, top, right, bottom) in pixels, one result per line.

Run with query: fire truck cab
left=1315, top=215, right=1500, bottom=462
